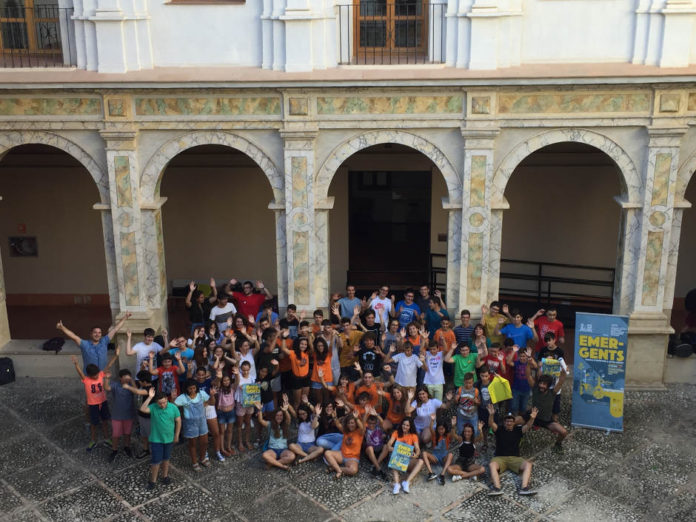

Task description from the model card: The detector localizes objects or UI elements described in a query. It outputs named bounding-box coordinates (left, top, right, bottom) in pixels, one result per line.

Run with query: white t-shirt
left=210, top=303, right=237, bottom=327
left=239, top=350, right=257, bottom=381
left=393, top=353, right=423, bottom=387
left=423, top=351, right=445, bottom=385
left=410, top=398, right=442, bottom=433
left=369, top=297, right=392, bottom=323
left=297, top=420, right=316, bottom=443
left=131, top=341, right=163, bottom=374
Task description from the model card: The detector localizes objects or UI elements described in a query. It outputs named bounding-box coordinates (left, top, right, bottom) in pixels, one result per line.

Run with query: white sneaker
left=451, top=475, right=463, bottom=483
left=470, top=475, right=478, bottom=482
left=401, top=481, right=410, bottom=494
left=392, top=483, right=401, bottom=495
left=216, top=451, right=225, bottom=462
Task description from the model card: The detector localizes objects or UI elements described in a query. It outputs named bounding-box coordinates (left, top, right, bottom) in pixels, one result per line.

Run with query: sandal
left=201, top=458, right=211, bottom=468
left=192, top=463, right=202, bottom=472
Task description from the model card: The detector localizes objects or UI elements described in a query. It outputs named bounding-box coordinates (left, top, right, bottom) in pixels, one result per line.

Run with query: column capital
left=279, top=127, right=319, bottom=144
left=99, top=129, right=138, bottom=150
left=647, top=125, right=688, bottom=147
left=460, top=127, right=500, bottom=148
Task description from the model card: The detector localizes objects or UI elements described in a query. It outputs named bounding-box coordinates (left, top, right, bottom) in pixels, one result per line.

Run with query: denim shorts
left=217, top=409, right=236, bottom=425
left=182, top=415, right=208, bottom=438
left=88, top=402, right=111, bottom=426
left=299, top=441, right=315, bottom=452
left=262, top=401, right=275, bottom=413
left=310, top=380, right=323, bottom=390
left=150, top=442, right=173, bottom=464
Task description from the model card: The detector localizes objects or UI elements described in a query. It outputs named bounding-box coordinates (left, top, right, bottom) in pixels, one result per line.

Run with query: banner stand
left=571, top=312, right=628, bottom=433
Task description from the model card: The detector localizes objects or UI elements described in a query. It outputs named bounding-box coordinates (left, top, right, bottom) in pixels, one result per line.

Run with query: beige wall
left=501, top=165, right=623, bottom=267
left=675, top=176, right=696, bottom=298
left=0, top=159, right=107, bottom=295
left=327, top=147, right=449, bottom=292
left=160, top=151, right=278, bottom=293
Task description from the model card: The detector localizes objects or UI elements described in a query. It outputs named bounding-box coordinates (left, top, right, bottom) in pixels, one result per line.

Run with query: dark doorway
left=348, top=170, right=431, bottom=288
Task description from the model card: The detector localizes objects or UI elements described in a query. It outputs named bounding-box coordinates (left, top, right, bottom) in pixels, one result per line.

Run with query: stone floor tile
left=99, top=463, right=187, bottom=508
left=0, top=435, right=59, bottom=475
left=294, top=466, right=385, bottom=512
left=1, top=506, right=46, bottom=522
left=46, top=416, right=96, bottom=452
left=0, top=480, right=25, bottom=516
left=136, top=484, right=230, bottom=521
left=544, top=487, right=640, bottom=522
left=648, top=489, right=696, bottom=519
left=0, top=408, right=28, bottom=441
left=497, top=464, right=573, bottom=515
left=3, top=456, right=94, bottom=503
left=533, top=438, right=618, bottom=486
left=13, top=395, right=84, bottom=429
left=38, top=482, right=128, bottom=522
left=196, top=461, right=288, bottom=509
left=391, top=472, right=481, bottom=514
left=567, top=426, right=645, bottom=459
left=236, top=485, right=335, bottom=522
left=442, top=489, right=537, bottom=522
left=342, top=488, right=432, bottom=521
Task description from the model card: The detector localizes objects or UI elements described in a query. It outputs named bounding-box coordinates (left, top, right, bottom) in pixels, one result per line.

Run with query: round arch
left=140, top=131, right=283, bottom=204
left=0, top=131, right=108, bottom=203
left=315, top=130, right=461, bottom=204
left=491, top=129, right=642, bottom=205
left=676, top=148, right=696, bottom=202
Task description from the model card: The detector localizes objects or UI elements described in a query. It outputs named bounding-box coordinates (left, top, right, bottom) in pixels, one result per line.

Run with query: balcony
left=337, top=0, right=445, bottom=65
left=0, top=2, right=74, bottom=68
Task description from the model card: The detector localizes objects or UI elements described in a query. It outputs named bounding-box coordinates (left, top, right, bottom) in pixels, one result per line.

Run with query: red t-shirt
left=534, top=317, right=565, bottom=351
left=231, top=291, right=266, bottom=319
left=484, top=353, right=505, bottom=377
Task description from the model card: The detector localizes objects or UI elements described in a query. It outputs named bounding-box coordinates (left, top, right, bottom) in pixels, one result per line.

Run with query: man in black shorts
left=519, top=369, right=568, bottom=449
left=488, top=404, right=538, bottom=496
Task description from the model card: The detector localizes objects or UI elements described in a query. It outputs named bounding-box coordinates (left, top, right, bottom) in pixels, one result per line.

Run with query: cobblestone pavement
left=0, top=376, right=694, bottom=521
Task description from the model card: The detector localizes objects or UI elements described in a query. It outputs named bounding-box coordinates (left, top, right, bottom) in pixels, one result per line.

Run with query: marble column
left=459, top=128, right=499, bottom=315
left=626, top=126, right=687, bottom=387
left=281, top=128, right=323, bottom=313
left=100, top=130, right=168, bottom=331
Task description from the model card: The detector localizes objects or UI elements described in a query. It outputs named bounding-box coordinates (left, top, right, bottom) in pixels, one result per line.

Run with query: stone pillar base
left=113, top=307, right=169, bottom=370
left=625, top=312, right=673, bottom=390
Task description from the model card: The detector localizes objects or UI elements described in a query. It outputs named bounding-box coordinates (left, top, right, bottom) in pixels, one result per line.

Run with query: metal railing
left=337, top=1, right=445, bottom=65
left=0, top=6, right=74, bottom=67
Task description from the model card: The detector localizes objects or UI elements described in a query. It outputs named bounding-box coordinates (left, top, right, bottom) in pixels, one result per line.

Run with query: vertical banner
left=572, top=312, right=628, bottom=432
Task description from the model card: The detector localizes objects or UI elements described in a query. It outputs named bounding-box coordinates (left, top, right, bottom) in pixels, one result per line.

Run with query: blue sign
left=571, top=312, right=628, bottom=432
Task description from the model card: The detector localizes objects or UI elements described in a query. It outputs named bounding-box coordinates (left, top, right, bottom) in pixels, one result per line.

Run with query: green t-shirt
left=453, top=353, right=478, bottom=387
left=149, top=402, right=181, bottom=444
left=532, top=386, right=556, bottom=422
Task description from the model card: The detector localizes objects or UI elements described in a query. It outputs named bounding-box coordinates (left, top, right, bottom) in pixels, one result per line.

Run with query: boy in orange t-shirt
left=71, top=350, right=119, bottom=451
left=434, top=318, right=456, bottom=352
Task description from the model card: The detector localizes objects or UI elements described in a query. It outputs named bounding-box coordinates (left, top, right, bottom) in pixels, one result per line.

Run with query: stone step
left=0, top=339, right=84, bottom=378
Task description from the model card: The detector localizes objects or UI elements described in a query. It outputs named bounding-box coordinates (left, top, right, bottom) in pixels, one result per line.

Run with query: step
left=0, top=339, right=85, bottom=378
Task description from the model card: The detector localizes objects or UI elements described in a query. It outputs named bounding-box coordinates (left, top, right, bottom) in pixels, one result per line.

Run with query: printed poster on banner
left=572, top=312, right=628, bottom=432
left=388, top=441, right=414, bottom=472
left=242, top=383, right=261, bottom=407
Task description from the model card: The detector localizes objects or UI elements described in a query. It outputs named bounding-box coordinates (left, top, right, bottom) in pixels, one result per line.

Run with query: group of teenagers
left=56, top=279, right=570, bottom=495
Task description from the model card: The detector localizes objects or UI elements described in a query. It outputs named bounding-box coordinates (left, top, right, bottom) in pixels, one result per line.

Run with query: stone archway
left=140, top=130, right=284, bottom=204
left=489, top=129, right=643, bottom=316
left=315, top=130, right=461, bottom=205
left=0, top=131, right=109, bottom=203
left=492, top=128, right=642, bottom=205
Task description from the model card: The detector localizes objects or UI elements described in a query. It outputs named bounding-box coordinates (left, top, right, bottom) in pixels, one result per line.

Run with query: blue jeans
left=457, top=413, right=478, bottom=437
left=512, top=390, right=530, bottom=414
left=316, top=433, right=343, bottom=451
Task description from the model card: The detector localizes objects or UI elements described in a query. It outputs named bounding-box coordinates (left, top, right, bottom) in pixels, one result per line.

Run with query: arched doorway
left=327, top=143, right=450, bottom=298
left=158, top=144, right=278, bottom=331
left=672, top=171, right=696, bottom=333
left=499, top=142, right=624, bottom=329
left=0, top=144, right=109, bottom=340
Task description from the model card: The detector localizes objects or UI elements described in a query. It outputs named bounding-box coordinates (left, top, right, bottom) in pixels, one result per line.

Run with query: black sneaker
left=437, top=475, right=445, bottom=486
left=488, top=486, right=503, bottom=496
left=161, top=476, right=172, bottom=486
left=124, top=447, right=133, bottom=458
left=427, top=473, right=438, bottom=481
left=370, top=466, right=379, bottom=477
left=518, top=486, right=537, bottom=496
left=146, top=481, right=156, bottom=490
left=108, top=450, right=118, bottom=463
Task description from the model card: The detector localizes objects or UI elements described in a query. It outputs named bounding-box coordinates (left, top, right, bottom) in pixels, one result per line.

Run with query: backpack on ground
left=42, top=337, right=65, bottom=354
left=0, top=357, right=15, bottom=385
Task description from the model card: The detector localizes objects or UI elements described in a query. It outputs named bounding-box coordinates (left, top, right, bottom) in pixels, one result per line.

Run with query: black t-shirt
left=532, top=385, right=556, bottom=422
left=256, top=343, right=280, bottom=371
left=539, top=346, right=565, bottom=361
left=256, top=374, right=274, bottom=404
left=361, top=323, right=382, bottom=346
left=494, top=425, right=523, bottom=457
left=357, top=348, right=383, bottom=377
left=458, top=440, right=475, bottom=462
left=188, top=300, right=213, bottom=324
